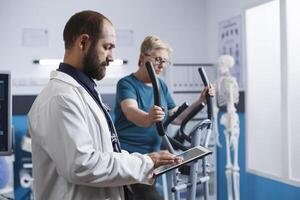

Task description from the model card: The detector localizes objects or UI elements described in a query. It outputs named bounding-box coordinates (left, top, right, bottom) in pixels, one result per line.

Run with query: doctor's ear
left=79, top=34, right=90, bottom=51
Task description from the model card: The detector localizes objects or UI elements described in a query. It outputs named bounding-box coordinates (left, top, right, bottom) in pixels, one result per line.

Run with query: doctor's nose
left=107, top=52, right=114, bottom=64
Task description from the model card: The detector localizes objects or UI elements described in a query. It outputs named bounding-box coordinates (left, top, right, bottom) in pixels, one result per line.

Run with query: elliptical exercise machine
left=145, top=62, right=214, bottom=200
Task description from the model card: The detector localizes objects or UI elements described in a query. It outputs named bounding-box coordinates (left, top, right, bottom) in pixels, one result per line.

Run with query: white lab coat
left=28, top=71, right=154, bottom=200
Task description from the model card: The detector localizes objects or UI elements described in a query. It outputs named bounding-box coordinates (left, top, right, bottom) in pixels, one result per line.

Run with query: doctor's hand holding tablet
left=148, top=150, right=183, bottom=169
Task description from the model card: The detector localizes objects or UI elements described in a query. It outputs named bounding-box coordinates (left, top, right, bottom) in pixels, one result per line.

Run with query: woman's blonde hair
left=140, top=35, right=173, bottom=55
left=138, top=35, right=172, bottom=66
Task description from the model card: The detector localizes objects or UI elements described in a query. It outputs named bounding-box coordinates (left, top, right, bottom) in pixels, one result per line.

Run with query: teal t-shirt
left=114, top=74, right=176, bottom=154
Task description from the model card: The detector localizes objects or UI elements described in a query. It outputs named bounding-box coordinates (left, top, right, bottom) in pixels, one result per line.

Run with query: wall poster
left=218, top=15, right=244, bottom=90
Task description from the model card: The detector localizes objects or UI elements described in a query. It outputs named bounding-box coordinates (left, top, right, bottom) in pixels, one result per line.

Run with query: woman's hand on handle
left=147, top=105, right=165, bottom=125
left=198, top=84, right=215, bottom=105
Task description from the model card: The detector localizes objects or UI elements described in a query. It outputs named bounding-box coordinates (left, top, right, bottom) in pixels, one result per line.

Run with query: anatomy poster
left=218, top=15, right=243, bottom=90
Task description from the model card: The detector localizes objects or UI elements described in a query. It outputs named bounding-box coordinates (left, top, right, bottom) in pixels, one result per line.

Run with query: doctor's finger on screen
left=148, top=150, right=183, bottom=168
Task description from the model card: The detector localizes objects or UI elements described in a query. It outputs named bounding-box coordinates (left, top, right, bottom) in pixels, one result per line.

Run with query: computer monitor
left=0, top=72, right=12, bottom=155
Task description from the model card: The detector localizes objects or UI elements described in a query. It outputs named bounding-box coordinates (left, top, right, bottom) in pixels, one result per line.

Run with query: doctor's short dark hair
left=63, top=10, right=112, bottom=50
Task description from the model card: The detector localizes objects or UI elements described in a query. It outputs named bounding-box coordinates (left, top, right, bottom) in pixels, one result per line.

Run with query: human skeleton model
left=213, top=55, right=240, bottom=200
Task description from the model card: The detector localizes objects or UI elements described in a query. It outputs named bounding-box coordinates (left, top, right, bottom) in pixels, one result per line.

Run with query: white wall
left=0, top=0, right=206, bottom=94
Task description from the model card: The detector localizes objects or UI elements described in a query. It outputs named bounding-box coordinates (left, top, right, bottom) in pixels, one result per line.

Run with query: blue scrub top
left=114, top=74, right=176, bottom=154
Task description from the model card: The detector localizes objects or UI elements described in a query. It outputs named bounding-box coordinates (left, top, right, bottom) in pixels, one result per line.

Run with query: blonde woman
left=114, top=35, right=214, bottom=199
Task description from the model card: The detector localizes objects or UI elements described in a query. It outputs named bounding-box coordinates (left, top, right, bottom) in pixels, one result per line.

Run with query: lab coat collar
left=50, top=70, right=106, bottom=129
left=50, top=70, right=81, bottom=87
left=57, top=63, right=97, bottom=95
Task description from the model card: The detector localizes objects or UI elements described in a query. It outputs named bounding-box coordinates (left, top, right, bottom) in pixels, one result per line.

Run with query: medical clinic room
left=0, top=0, right=300, bottom=200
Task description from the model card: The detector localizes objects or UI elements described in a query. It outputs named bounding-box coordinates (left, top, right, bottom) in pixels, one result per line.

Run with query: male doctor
left=28, top=10, right=180, bottom=200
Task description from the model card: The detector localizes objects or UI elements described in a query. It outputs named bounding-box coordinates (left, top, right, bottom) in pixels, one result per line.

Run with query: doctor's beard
left=83, top=44, right=107, bottom=81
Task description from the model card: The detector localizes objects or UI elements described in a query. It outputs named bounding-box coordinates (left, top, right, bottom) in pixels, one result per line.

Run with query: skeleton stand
left=213, top=55, right=240, bottom=200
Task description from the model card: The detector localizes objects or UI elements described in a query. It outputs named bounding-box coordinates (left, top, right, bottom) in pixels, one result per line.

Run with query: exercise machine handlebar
left=145, top=62, right=189, bottom=151
left=179, top=67, right=213, bottom=138
left=163, top=102, right=189, bottom=129
left=198, top=67, right=213, bottom=122
left=145, top=61, right=166, bottom=136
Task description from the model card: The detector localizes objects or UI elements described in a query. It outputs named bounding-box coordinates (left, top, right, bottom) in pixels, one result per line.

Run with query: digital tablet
left=154, top=146, right=212, bottom=176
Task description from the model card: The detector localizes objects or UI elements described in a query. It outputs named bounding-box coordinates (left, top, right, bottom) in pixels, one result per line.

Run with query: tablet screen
left=153, top=146, right=212, bottom=176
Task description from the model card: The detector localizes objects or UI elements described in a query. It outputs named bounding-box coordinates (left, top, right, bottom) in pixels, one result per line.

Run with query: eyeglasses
left=145, top=54, right=171, bottom=67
